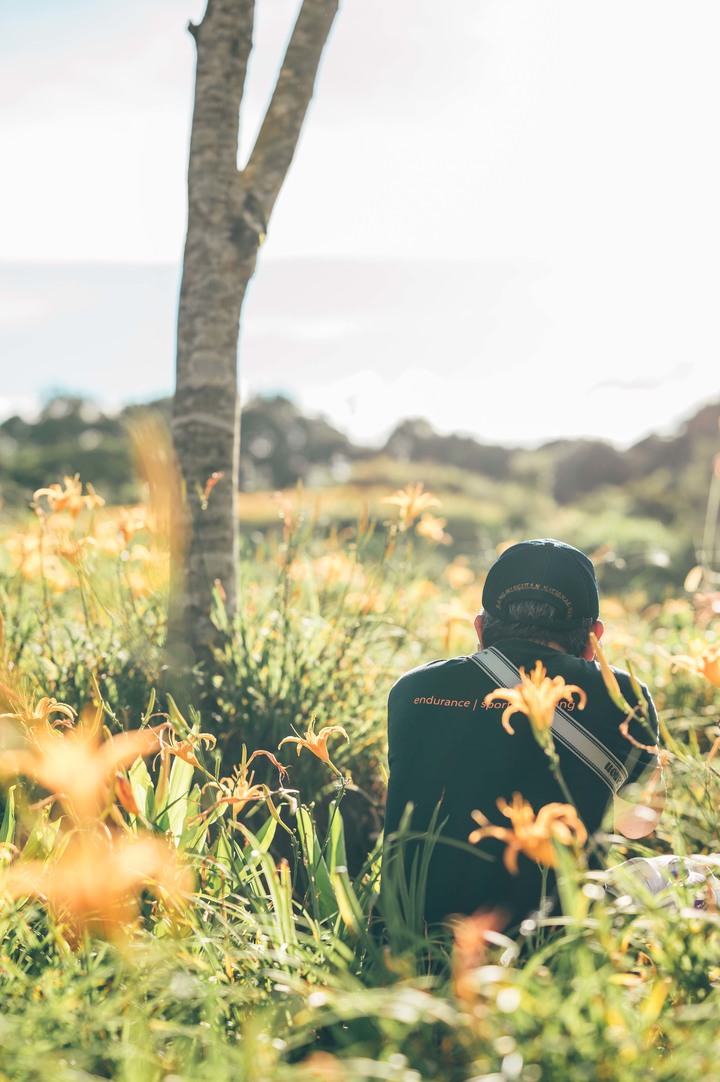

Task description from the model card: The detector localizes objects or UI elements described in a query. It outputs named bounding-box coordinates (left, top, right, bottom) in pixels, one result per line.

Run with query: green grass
left=1, top=479, right=720, bottom=1079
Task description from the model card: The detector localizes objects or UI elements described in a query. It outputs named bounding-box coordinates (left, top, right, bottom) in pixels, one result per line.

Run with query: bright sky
left=1, top=0, right=719, bottom=446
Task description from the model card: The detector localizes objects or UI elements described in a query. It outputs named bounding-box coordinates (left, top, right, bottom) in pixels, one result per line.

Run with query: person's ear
left=474, top=612, right=485, bottom=649
left=582, top=619, right=605, bottom=661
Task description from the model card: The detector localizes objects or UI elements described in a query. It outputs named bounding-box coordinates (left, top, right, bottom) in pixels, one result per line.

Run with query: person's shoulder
left=545, top=650, right=634, bottom=683
left=561, top=654, right=656, bottom=712
left=593, top=658, right=652, bottom=698
left=610, top=663, right=651, bottom=694
left=389, top=655, right=473, bottom=695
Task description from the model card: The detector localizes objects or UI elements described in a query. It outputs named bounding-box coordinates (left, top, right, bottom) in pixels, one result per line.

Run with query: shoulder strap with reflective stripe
left=469, top=646, right=628, bottom=795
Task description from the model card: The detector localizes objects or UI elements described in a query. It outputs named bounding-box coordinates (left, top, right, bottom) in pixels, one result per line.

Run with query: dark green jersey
left=383, top=639, right=658, bottom=928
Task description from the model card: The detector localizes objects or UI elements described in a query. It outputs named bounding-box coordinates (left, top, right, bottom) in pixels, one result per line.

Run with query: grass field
left=1, top=472, right=720, bottom=1080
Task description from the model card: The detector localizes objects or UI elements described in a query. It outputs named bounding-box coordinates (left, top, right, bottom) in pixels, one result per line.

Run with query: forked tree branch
left=242, top=0, right=339, bottom=218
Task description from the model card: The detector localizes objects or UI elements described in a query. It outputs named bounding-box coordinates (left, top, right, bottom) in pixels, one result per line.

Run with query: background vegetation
left=1, top=393, right=719, bottom=599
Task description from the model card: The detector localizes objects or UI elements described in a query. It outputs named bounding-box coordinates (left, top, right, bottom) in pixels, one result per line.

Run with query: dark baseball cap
left=482, top=538, right=599, bottom=628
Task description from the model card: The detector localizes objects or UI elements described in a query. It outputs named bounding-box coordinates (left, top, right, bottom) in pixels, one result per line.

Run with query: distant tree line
left=0, top=394, right=359, bottom=507
left=0, top=393, right=717, bottom=533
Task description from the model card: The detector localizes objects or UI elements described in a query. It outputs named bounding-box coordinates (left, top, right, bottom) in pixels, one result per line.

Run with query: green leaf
left=251, top=814, right=278, bottom=854
left=22, top=806, right=61, bottom=860
left=332, top=866, right=366, bottom=937
left=141, top=687, right=156, bottom=726
left=235, top=822, right=297, bottom=947
left=296, top=805, right=337, bottom=921
left=178, top=785, right=206, bottom=853
left=325, top=800, right=347, bottom=876
left=230, top=816, right=279, bottom=892
left=0, top=786, right=16, bottom=848
left=157, top=755, right=195, bottom=843
left=129, top=756, right=154, bottom=821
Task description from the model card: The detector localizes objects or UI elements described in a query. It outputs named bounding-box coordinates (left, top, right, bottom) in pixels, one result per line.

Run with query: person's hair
left=481, top=600, right=593, bottom=658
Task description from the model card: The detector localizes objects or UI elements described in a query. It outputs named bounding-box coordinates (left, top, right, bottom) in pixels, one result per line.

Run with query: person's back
left=382, top=539, right=663, bottom=930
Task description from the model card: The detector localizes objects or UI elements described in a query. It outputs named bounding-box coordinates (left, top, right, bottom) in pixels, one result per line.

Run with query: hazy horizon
left=1, top=256, right=716, bottom=454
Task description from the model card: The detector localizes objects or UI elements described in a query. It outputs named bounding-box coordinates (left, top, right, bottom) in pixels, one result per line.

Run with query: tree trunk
left=169, top=0, right=339, bottom=672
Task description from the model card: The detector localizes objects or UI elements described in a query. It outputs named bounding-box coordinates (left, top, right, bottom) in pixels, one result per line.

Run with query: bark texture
left=170, top=0, right=339, bottom=669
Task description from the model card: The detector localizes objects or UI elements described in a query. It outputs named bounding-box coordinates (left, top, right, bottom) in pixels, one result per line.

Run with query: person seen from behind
left=382, top=538, right=665, bottom=932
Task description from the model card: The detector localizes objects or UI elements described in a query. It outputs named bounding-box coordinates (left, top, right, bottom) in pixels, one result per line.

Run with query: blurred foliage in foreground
left=1, top=467, right=720, bottom=1078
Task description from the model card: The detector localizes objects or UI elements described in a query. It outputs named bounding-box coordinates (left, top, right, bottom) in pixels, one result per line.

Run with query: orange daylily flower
left=692, top=592, right=720, bottom=630
left=483, top=661, right=586, bottom=736
left=312, top=551, right=364, bottom=589
left=114, top=772, right=141, bottom=817
left=409, top=578, right=440, bottom=602
left=344, top=590, right=386, bottom=615
left=5, top=532, right=74, bottom=592
left=445, top=557, right=475, bottom=588
left=672, top=642, right=720, bottom=690
left=159, top=728, right=216, bottom=774
left=200, top=471, right=224, bottom=509
left=279, top=716, right=349, bottom=776
left=11, top=697, right=77, bottom=728
left=415, top=514, right=452, bottom=545
left=93, top=506, right=148, bottom=556
left=197, top=746, right=289, bottom=824
left=381, top=482, right=441, bottom=530
left=55, top=535, right=97, bottom=567
left=0, top=830, right=192, bottom=942
left=83, top=483, right=105, bottom=510
left=0, top=709, right=167, bottom=823
left=469, top=793, right=587, bottom=874
left=33, top=475, right=105, bottom=516
left=435, top=598, right=474, bottom=652
left=451, top=909, right=509, bottom=1002
left=116, top=505, right=149, bottom=545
